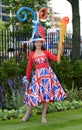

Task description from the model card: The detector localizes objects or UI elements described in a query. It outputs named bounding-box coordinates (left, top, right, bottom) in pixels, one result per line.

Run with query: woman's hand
left=25, top=80, right=29, bottom=95
left=25, top=80, right=29, bottom=87
left=57, top=56, right=60, bottom=64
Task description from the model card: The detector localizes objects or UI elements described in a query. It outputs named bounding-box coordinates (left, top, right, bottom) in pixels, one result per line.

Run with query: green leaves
left=1, top=58, right=20, bottom=79
left=4, top=0, right=49, bottom=34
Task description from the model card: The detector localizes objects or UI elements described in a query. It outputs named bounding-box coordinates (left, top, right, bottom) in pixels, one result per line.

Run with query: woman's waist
left=35, top=63, right=49, bottom=69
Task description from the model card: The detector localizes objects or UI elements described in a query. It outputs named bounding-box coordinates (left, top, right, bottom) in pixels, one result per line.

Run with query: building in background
left=0, top=0, right=9, bottom=22
left=47, top=0, right=61, bottom=29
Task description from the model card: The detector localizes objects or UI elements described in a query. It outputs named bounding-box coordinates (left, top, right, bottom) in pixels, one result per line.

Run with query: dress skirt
left=24, top=66, right=67, bottom=106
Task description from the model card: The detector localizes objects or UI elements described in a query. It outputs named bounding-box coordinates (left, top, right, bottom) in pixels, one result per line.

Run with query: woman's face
left=34, top=40, right=43, bottom=49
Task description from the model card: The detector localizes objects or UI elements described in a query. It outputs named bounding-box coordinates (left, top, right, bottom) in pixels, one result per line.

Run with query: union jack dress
left=24, top=55, right=67, bottom=106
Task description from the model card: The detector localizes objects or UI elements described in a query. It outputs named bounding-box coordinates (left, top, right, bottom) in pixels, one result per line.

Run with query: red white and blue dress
left=24, top=50, right=67, bottom=106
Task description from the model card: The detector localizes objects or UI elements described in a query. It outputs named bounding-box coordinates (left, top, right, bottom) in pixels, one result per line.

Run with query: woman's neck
left=34, top=49, right=44, bottom=57
left=35, top=48, right=42, bottom=51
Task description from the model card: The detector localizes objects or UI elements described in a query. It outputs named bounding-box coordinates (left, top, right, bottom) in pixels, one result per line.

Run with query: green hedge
left=0, top=57, right=82, bottom=110
left=49, top=57, right=82, bottom=90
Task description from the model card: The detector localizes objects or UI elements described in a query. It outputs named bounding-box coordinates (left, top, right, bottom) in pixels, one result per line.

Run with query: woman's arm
left=26, top=52, right=33, bottom=80
left=45, top=50, right=58, bottom=61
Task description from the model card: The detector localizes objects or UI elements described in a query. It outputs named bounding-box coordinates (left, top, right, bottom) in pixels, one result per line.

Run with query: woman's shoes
left=41, top=118, right=47, bottom=123
left=21, top=113, right=31, bottom=122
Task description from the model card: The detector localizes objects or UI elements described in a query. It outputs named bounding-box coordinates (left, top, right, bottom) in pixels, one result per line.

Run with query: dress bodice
left=26, top=50, right=57, bottom=80
left=33, top=55, right=48, bottom=66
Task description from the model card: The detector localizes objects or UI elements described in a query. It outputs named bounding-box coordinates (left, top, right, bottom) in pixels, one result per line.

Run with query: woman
left=22, top=35, right=67, bottom=123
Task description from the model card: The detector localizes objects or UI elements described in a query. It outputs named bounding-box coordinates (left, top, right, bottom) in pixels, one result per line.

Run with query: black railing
left=0, top=29, right=81, bottom=62
left=0, top=29, right=29, bottom=62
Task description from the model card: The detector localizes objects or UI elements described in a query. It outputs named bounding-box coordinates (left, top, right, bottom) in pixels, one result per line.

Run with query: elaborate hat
left=16, top=6, right=46, bottom=43
left=29, top=21, right=46, bottom=43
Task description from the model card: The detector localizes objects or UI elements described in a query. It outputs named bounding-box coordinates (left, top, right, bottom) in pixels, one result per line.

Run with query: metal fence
left=0, top=29, right=74, bottom=62
left=0, top=29, right=28, bottom=62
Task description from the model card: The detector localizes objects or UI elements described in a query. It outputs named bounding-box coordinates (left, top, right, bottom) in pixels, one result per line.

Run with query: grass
left=0, top=108, right=82, bottom=130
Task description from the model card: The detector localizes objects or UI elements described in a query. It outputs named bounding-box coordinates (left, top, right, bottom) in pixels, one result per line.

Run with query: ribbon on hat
left=16, top=6, right=36, bottom=22
left=57, top=16, right=69, bottom=62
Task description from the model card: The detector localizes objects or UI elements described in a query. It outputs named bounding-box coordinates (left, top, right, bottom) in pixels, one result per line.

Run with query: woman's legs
left=22, top=103, right=48, bottom=122
left=42, top=103, right=48, bottom=123
left=22, top=106, right=33, bottom=121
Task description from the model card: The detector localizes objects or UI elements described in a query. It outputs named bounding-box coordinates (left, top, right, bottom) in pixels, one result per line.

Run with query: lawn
left=0, top=108, right=82, bottom=130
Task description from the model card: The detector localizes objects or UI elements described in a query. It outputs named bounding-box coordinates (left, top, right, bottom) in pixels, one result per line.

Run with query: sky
left=51, top=0, right=82, bottom=35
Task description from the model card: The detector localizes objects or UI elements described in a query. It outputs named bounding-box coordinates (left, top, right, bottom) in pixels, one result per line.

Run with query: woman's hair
left=32, top=43, right=46, bottom=51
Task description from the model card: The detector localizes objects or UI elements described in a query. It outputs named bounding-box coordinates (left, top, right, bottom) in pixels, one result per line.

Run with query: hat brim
left=28, top=38, right=45, bottom=43
left=32, top=38, right=44, bottom=42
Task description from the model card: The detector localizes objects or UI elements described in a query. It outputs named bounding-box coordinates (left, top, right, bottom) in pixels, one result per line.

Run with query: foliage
left=0, top=57, right=82, bottom=111
left=50, top=57, right=82, bottom=90
left=1, top=100, right=82, bottom=121
left=19, top=56, right=27, bottom=75
left=1, top=58, right=20, bottom=79
left=0, top=109, right=82, bottom=130
left=3, top=0, right=50, bottom=34
left=50, top=57, right=73, bottom=89
left=0, top=20, right=5, bottom=31
left=35, top=100, right=82, bottom=115
left=0, top=109, right=18, bottom=120
left=0, top=58, right=82, bottom=123
left=0, top=58, right=26, bottom=110
left=72, top=60, right=82, bottom=88
left=0, top=20, right=6, bottom=51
